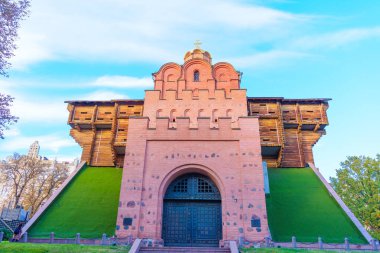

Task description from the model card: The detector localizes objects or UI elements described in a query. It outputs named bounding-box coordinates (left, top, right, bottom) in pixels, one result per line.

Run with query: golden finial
left=194, top=40, right=202, bottom=49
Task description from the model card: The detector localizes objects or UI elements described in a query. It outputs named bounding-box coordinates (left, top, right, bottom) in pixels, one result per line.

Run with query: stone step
left=138, top=246, right=231, bottom=253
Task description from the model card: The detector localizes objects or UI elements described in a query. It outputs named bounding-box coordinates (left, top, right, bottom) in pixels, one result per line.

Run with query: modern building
left=27, top=141, right=40, bottom=159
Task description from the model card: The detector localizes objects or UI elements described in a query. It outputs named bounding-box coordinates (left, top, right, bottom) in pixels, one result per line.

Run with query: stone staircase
left=138, top=247, right=231, bottom=253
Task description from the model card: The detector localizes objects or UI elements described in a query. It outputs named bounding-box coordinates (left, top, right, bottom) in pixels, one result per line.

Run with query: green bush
left=0, top=229, right=12, bottom=241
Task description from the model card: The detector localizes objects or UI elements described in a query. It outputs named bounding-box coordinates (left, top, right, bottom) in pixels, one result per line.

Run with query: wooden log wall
left=95, top=106, right=114, bottom=122
left=259, top=119, right=281, bottom=145
left=281, top=129, right=304, bottom=167
left=301, top=131, right=323, bottom=165
left=91, top=129, right=114, bottom=166
left=114, top=119, right=129, bottom=145
left=248, top=98, right=329, bottom=168
left=70, top=128, right=95, bottom=163
left=67, top=101, right=143, bottom=167
left=67, top=98, right=328, bottom=169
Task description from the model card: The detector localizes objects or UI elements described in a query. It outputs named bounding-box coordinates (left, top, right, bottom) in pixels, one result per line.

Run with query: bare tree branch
left=0, top=0, right=30, bottom=77
left=0, top=154, right=69, bottom=216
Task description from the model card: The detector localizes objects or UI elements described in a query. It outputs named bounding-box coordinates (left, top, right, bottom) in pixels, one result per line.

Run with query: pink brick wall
left=116, top=54, right=269, bottom=244
left=116, top=117, right=269, bottom=243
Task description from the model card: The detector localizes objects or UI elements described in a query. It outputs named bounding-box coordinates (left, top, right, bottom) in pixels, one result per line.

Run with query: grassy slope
left=265, top=168, right=367, bottom=244
left=28, top=167, right=122, bottom=238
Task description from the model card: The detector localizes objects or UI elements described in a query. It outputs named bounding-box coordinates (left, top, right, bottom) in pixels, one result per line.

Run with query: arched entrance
left=162, top=173, right=222, bottom=247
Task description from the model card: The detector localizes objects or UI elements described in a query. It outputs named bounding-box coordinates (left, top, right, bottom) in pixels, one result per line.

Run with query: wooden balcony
left=299, top=104, right=328, bottom=130
left=249, top=102, right=280, bottom=118
left=281, top=104, right=299, bottom=128
left=259, top=118, right=283, bottom=157
left=114, top=119, right=129, bottom=148
left=70, top=106, right=95, bottom=128
left=118, top=104, right=143, bottom=118
left=94, top=106, right=114, bottom=128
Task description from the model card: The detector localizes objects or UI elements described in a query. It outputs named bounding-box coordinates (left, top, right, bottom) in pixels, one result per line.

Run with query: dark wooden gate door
left=162, top=174, right=222, bottom=247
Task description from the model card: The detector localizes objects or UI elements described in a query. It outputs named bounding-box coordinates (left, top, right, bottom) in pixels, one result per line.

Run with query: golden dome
left=184, top=41, right=212, bottom=63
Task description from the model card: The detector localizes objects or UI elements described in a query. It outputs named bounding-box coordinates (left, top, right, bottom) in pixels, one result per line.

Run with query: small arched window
left=194, top=70, right=200, bottom=82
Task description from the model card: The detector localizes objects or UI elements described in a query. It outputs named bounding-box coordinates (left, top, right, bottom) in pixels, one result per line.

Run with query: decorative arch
left=212, top=109, right=219, bottom=122
left=182, top=59, right=212, bottom=82
left=160, top=166, right=223, bottom=246
left=156, top=109, right=163, bottom=117
left=193, top=70, right=200, bottom=82
left=198, top=109, right=205, bottom=117
left=184, top=109, right=190, bottom=117
left=226, top=109, right=233, bottom=117
left=164, top=173, right=221, bottom=200
left=166, top=74, right=175, bottom=82
left=218, top=73, right=227, bottom=82
left=212, top=62, right=239, bottom=78
left=157, top=163, right=226, bottom=210
left=153, top=62, right=181, bottom=81
left=170, top=109, right=177, bottom=122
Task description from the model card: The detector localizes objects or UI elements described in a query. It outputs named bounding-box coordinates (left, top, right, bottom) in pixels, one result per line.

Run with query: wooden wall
left=67, top=98, right=329, bottom=169
left=248, top=99, right=329, bottom=168
left=67, top=101, right=143, bottom=167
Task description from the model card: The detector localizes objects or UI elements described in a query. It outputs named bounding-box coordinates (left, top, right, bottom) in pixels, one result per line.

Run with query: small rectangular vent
left=251, top=218, right=261, bottom=228
left=123, top=218, right=133, bottom=226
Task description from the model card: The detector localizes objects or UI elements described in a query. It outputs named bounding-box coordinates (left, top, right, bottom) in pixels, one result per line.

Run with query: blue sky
left=0, top=0, right=379, bottom=179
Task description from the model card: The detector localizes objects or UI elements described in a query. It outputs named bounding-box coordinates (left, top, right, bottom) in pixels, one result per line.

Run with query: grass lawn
left=0, top=242, right=370, bottom=253
left=265, top=168, right=367, bottom=244
left=0, top=242, right=130, bottom=253
left=28, top=166, right=123, bottom=239
left=241, top=248, right=368, bottom=253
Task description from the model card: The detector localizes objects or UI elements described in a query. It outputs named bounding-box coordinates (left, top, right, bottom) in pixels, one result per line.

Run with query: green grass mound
left=28, top=166, right=122, bottom=239
left=266, top=168, right=367, bottom=244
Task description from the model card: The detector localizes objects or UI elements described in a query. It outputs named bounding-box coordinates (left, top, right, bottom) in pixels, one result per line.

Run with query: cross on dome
left=184, top=40, right=212, bottom=63
left=194, top=40, right=202, bottom=49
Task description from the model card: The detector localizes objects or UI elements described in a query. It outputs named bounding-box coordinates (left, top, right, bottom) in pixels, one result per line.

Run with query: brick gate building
left=115, top=47, right=268, bottom=246
left=63, top=46, right=332, bottom=246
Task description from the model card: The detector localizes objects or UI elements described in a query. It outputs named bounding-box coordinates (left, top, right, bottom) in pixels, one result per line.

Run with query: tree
left=0, top=0, right=29, bottom=137
left=22, top=161, right=69, bottom=216
left=330, top=155, right=380, bottom=240
left=0, top=93, right=18, bottom=139
left=0, top=154, right=69, bottom=216
left=0, top=0, right=30, bottom=77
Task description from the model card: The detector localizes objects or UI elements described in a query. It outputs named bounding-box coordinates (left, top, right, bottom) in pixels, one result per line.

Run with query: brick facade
left=115, top=48, right=269, bottom=244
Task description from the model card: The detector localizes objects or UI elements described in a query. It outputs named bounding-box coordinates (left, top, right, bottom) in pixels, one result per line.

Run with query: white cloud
left=3, top=128, right=21, bottom=138
left=82, top=90, right=129, bottom=100
left=10, top=32, right=55, bottom=70
left=92, top=75, right=152, bottom=88
left=11, top=98, right=67, bottom=124
left=11, top=0, right=306, bottom=68
left=293, top=27, right=380, bottom=49
left=0, top=134, right=76, bottom=154
left=230, top=50, right=308, bottom=69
